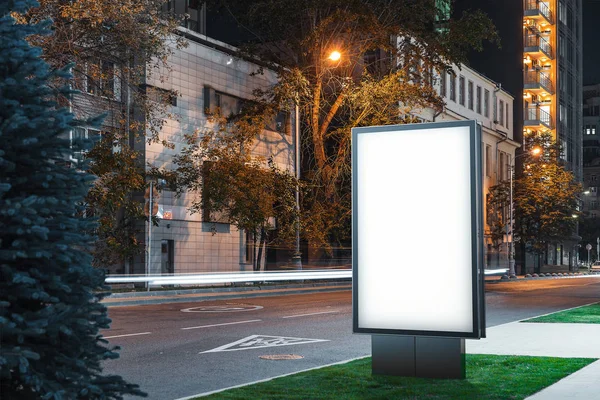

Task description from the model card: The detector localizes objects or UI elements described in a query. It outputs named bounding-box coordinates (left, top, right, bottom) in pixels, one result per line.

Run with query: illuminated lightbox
left=352, top=120, right=485, bottom=339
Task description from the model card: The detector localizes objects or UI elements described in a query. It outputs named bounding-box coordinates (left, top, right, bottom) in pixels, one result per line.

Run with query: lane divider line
left=181, top=319, right=262, bottom=330
left=282, top=311, right=338, bottom=319
left=103, top=332, right=152, bottom=339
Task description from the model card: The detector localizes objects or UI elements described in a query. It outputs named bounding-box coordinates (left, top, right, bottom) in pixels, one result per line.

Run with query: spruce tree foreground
left=0, top=1, right=144, bottom=398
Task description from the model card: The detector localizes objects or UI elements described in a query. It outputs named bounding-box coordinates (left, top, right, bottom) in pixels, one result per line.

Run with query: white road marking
left=282, top=310, right=338, bottom=319
left=103, top=332, right=151, bottom=339
left=201, top=334, right=329, bottom=353
left=181, top=319, right=262, bottom=330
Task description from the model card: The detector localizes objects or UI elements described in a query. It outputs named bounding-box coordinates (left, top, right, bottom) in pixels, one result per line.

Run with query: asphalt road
left=102, top=277, right=600, bottom=400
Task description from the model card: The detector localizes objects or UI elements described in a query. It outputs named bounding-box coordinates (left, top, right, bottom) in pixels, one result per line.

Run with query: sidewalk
left=467, top=317, right=600, bottom=399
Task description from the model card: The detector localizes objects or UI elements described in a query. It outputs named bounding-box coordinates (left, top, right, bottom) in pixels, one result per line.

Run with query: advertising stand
left=352, top=120, right=486, bottom=379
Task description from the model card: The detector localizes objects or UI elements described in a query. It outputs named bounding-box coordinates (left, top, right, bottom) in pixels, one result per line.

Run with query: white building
left=134, top=30, right=295, bottom=275
left=413, top=64, right=519, bottom=269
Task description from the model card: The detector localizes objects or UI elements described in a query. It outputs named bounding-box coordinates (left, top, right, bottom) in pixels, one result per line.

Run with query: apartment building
left=523, top=0, right=583, bottom=180
left=414, top=64, right=518, bottom=269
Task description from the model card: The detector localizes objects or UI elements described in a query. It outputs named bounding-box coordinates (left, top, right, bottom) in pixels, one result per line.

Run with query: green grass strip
left=523, top=303, right=600, bottom=324
left=198, top=354, right=595, bottom=399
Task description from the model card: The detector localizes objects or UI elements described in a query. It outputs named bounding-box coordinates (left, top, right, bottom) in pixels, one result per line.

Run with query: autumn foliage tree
left=488, top=133, right=582, bottom=272
left=167, top=110, right=299, bottom=271
left=206, top=0, right=499, bottom=255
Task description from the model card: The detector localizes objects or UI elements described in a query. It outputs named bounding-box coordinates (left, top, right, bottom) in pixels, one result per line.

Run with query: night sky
left=583, top=0, right=600, bottom=85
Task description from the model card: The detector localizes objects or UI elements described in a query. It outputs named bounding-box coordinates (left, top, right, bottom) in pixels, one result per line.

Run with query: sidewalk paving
left=467, top=320, right=600, bottom=399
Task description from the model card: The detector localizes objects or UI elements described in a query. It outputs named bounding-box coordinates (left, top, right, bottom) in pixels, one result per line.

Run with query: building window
left=146, top=85, right=178, bottom=106
left=204, top=86, right=245, bottom=117
left=71, top=127, right=101, bottom=164
left=592, top=174, right=598, bottom=182
left=499, top=100, right=504, bottom=126
left=450, top=73, right=456, bottom=102
left=591, top=200, right=598, bottom=210
left=476, top=86, right=482, bottom=114
left=84, top=61, right=120, bottom=100
left=499, top=152, right=505, bottom=181
left=468, top=81, right=474, bottom=110
left=506, top=106, right=509, bottom=128
left=485, top=145, right=491, bottom=178
left=484, top=89, right=490, bottom=118
left=459, top=76, right=465, bottom=106
left=591, top=187, right=598, bottom=194
left=592, top=213, right=597, bottom=219
left=440, top=71, right=447, bottom=97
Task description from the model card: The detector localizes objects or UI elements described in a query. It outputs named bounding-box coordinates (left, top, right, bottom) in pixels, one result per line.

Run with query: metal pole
left=292, top=100, right=302, bottom=270
left=147, top=181, right=153, bottom=290
left=597, top=237, right=599, bottom=262
left=508, top=161, right=516, bottom=278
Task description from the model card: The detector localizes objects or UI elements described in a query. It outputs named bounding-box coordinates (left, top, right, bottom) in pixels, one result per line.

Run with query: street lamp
left=291, top=50, right=342, bottom=270
left=507, top=146, right=541, bottom=278
left=291, top=95, right=302, bottom=270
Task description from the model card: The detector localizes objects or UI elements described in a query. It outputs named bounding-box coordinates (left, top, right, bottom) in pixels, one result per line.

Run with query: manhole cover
left=259, top=354, right=304, bottom=360
left=181, top=304, right=263, bottom=313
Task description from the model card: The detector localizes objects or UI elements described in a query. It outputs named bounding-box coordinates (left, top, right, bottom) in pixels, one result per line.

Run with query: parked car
left=591, top=261, right=600, bottom=271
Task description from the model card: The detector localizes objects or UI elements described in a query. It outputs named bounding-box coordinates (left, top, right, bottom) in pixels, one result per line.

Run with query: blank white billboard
left=352, top=121, right=484, bottom=338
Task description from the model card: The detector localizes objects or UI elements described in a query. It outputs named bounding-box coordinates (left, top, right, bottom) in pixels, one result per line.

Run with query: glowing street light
left=328, top=50, right=341, bottom=61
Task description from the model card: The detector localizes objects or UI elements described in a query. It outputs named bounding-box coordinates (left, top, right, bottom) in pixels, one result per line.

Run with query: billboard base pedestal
left=372, top=335, right=465, bottom=379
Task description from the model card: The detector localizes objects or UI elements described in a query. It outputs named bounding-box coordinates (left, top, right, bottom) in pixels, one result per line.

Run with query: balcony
left=524, top=106, right=553, bottom=130
left=524, top=34, right=554, bottom=59
left=524, top=70, right=554, bottom=95
left=524, top=0, right=554, bottom=24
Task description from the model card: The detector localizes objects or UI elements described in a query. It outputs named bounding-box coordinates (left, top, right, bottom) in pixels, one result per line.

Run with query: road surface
left=102, top=277, right=600, bottom=399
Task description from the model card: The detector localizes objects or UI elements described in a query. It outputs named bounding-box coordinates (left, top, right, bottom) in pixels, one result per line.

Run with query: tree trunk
left=255, top=227, right=267, bottom=272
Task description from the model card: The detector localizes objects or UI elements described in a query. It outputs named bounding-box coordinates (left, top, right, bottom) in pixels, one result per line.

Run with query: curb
left=103, top=283, right=352, bottom=307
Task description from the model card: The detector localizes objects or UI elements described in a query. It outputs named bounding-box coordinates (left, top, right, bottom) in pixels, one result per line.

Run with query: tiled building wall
left=142, top=31, right=293, bottom=274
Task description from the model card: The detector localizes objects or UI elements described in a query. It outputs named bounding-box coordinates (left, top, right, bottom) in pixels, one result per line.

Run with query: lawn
left=198, top=354, right=595, bottom=399
left=523, top=303, right=600, bottom=324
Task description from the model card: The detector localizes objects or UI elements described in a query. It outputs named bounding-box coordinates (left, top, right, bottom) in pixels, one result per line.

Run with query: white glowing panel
left=354, top=122, right=479, bottom=336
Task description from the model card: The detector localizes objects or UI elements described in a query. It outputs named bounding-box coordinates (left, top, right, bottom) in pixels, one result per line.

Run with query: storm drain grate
left=259, top=354, right=304, bottom=360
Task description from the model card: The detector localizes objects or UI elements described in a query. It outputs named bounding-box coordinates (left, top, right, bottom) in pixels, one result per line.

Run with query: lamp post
left=291, top=97, right=302, bottom=270
left=508, top=147, right=541, bottom=278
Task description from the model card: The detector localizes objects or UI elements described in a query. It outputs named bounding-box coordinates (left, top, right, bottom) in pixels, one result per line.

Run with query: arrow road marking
left=200, top=334, right=329, bottom=353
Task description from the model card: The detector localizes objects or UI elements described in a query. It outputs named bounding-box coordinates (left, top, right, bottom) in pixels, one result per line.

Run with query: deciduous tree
left=206, top=0, right=499, bottom=254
